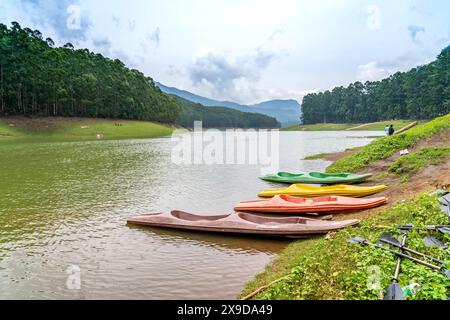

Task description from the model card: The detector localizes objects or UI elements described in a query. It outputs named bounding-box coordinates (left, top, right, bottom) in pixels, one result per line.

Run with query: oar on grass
left=438, top=194, right=450, bottom=207
left=440, top=205, right=450, bottom=219
left=398, top=225, right=450, bottom=235
left=347, top=237, right=450, bottom=278
left=383, top=231, right=407, bottom=300
left=424, top=237, right=448, bottom=250
left=379, top=233, right=447, bottom=266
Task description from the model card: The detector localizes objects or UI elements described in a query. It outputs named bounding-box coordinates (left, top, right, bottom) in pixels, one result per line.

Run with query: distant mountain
left=156, top=82, right=301, bottom=126
left=174, top=96, right=279, bottom=129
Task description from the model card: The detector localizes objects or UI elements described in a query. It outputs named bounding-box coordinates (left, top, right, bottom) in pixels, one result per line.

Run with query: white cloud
left=268, top=29, right=283, bottom=42
left=357, top=62, right=389, bottom=81
left=148, top=27, right=160, bottom=48
left=366, top=5, right=381, bottom=30
left=187, top=46, right=281, bottom=103
left=2, top=0, right=449, bottom=105
left=408, top=25, right=425, bottom=43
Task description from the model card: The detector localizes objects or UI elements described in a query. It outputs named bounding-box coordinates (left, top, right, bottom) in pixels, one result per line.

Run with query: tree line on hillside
left=0, top=22, right=280, bottom=129
left=175, top=96, right=279, bottom=128
left=0, top=22, right=180, bottom=123
left=301, top=47, right=450, bottom=124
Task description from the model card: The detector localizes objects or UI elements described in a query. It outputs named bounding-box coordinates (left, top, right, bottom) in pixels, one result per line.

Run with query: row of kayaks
left=127, top=171, right=386, bottom=237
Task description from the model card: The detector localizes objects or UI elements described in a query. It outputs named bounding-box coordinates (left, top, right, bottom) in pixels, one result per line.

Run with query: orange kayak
left=127, top=210, right=360, bottom=237
left=234, top=195, right=386, bottom=214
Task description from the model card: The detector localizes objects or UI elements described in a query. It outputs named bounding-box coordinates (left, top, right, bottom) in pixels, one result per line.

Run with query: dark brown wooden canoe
left=127, top=211, right=360, bottom=237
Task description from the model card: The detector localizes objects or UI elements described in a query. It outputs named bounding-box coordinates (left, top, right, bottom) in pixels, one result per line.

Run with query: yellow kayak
left=258, top=184, right=387, bottom=198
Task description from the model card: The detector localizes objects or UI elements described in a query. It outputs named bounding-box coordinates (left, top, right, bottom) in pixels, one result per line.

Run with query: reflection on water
left=0, top=131, right=382, bottom=299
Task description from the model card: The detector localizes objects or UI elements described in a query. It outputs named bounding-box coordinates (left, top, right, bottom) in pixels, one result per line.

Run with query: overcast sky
left=1, top=0, right=449, bottom=104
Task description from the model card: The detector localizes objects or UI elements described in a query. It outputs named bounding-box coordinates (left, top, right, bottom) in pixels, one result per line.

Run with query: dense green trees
left=176, top=96, right=279, bottom=128
left=0, top=22, right=181, bottom=123
left=0, top=22, right=281, bottom=128
left=301, top=47, right=450, bottom=124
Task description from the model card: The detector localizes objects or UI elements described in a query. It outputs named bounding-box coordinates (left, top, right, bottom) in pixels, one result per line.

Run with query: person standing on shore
left=384, top=125, right=390, bottom=135
left=388, top=124, right=395, bottom=136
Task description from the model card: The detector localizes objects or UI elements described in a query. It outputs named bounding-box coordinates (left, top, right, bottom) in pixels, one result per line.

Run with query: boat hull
left=234, top=195, right=386, bottom=214
left=260, top=172, right=372, bottom=184
left=258, top=184, right=386, bottom=198
left=127, top=211, right=360, bottom=237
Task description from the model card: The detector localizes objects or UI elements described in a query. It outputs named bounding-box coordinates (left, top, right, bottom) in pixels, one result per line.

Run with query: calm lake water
left=0, top=131, right=383, bottom=299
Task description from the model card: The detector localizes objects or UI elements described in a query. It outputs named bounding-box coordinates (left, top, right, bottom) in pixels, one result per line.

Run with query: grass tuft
left=389, top=147, right=450, bottom=176
left=304, top=153, right=332, bottom=160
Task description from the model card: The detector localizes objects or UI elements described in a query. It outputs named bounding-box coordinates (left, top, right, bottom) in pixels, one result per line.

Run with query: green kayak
left=260, top=172, right=372, bottom=184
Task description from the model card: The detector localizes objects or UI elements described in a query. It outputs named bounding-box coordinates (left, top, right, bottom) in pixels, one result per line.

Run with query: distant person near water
left=388, top=124, right=395, bottom=136
left=384, top=125, right=390, bottom=136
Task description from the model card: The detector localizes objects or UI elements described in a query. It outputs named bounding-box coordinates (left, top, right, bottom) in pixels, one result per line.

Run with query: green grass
left=282, top=120, right=413, bottom=132
left=0, top=122, right=18, bottom=139
left=0, top=117, right=174, bottom=142
left=304, top=147, right=364, bottom=160
left=389, top=147, right=450, bottom=177
left=327, top=114, right=450, bottom=173
left=239, top=193, right=450, bottom=300
left=282, top=123, right=356, bottom=131
left=304, top=153, right=333, bottom=160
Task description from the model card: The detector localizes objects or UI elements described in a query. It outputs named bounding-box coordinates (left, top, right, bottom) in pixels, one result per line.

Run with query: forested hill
left=301, top=46, right=450, bottom=124
left=0, top=22, right=180, bottom=123
left=175, top=96, right=279, bottom=128
left=156, top=82, right=301, bottom=126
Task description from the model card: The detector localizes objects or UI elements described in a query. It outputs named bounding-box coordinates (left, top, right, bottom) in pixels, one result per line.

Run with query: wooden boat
left=234, top=195, right=386, bottom=214
left=260, top=172, right=372, bottom=184
left=127, top=210, right=360, bottom=237
left=258, top=184, right=387, bottom=198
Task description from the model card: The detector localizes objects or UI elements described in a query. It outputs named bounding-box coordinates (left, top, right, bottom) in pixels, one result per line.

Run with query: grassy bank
left=282, top=123, right=356, bottom=131
left=327, top=114, right=450, bottom=173
left=282, top=120, right=413, bottom=131
left=240, top=113, right=450, bottom=300
left=0, top=117, right=174, bottom=142
left=239, top=193, right=450, bottom=300
left=304, top=153, right=334, bottom=160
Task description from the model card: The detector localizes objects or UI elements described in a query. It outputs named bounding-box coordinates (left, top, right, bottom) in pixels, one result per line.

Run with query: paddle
left=397, top=224, right=450, bottom=235
left=424, top=236, right=448, bottom=250
left=437, top=226, right=450, bottom=235
left=438, top=194, right=450, bottom=206
left=440, top=205, right=450, bottom=218
left=384, top=231, right=407, bottom=300
left=379, top=232, right=447, bottom=266
left=347, top=237, right=450, bottom=278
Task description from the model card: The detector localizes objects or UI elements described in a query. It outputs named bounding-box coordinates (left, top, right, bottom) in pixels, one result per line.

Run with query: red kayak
left=127, top=210, right=360, bottom=237
left=234, top=195, right=386, bottom=214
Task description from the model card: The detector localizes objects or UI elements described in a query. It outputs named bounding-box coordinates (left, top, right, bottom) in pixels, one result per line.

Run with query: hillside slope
left=0, top=117, right=173, bottom=142
left=156, top=82, right=301, bottom=126
left=175, top=96, right=279, bottom=128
